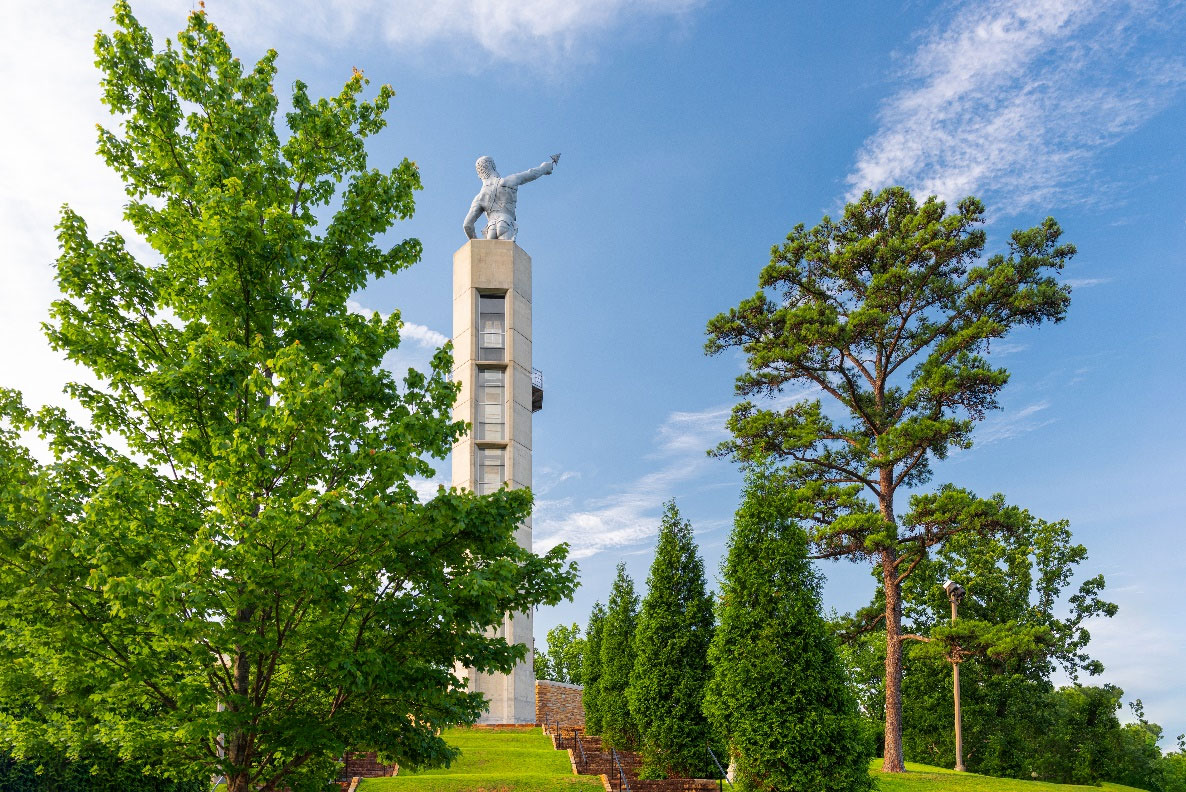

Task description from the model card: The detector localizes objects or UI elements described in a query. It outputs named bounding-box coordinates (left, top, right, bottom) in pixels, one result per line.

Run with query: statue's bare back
left=463, top=154, right=561, bottom=242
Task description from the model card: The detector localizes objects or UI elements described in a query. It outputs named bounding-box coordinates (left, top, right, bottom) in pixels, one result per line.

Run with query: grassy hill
left=870, top=761, right=1148, bottom=792
left=358, top=728, right=602, bottom=792
left=355, top=727, right=1150, bottom=792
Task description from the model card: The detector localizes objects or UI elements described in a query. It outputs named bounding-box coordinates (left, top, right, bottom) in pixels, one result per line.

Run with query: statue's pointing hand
left=550, top=153, right=561, bottom=165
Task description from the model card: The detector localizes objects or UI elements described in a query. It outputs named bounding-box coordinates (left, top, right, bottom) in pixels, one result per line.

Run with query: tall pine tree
left=582, top=602, right=607, bottom=735
left=600, top=563, right=640, bottom=750
left=705, top=471, right=874, bottom=792
left=629, top=501, right=715, bottom=778
left=705, top=187, right=1072, bottom=771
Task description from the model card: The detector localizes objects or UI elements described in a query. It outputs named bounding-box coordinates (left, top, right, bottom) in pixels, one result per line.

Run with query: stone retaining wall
left=535, top=679, right=585, bottom=728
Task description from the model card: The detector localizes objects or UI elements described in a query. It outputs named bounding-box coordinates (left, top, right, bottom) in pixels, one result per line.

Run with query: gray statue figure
left=463, top=154, right=560, bottom=241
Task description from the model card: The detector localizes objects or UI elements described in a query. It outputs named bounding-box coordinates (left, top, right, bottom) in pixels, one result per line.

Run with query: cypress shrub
left=599, top=563, right=639, bottom=750
left=582, top=601, right=607, bottom=735
left=704, top=472, right=874, bottom=792
left=629, top=501, right=715, bottom=778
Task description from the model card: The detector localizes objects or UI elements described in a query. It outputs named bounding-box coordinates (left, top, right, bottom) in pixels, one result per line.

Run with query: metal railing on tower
left=531, top=368, right=544, bottom=412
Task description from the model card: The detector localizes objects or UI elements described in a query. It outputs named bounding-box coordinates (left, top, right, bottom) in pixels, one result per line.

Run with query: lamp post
left=943, top=579, right=967, bottom=773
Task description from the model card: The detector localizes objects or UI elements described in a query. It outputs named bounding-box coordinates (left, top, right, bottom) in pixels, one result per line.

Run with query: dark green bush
left=704, top=473, right=874, bottom=792
left=0, top=749, right=206, bottom=792
left=628, top=501, right=715, bottom=778
left=599, top=563, right=639, bottom=751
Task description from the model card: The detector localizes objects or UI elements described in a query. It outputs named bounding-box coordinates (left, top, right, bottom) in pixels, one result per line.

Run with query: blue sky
left=2, top=0, right=1184, bottom=744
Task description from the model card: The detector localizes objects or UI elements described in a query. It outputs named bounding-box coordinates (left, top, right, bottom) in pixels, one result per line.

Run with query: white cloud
left=975, top=399, right=1055, bottom=443
left=985, top=341, right=1029, bottom=357
left=400, top=322, right=449, bottom=348
left=533, top=467, right=581, bottom=497
left=199, top=0, right=705, bottom=66
left=846, top=0, right=1186, bottom=214
left=1064, top=277, right=1113, bottom=288
left=533, top=403, right=733, bottom=560
left=533, top=388, right=821, bottom=560
left=652, top=405, right=732, bottom=456
left=1, top=2, right=132, bottom=419
left=409, top=476, right=448, bottom=503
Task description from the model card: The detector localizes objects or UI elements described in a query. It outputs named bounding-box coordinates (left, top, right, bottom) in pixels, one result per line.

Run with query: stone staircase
left=548, top=729, right=723, bottom=792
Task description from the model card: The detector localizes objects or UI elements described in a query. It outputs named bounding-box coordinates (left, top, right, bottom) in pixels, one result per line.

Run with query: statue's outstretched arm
left=463, top=195, right=483, bottom=239
left=503, top=158, right=556, bottom=188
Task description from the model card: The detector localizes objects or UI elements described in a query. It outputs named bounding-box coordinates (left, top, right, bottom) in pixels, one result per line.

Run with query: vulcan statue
left=463, top=154, right=560, bottom=241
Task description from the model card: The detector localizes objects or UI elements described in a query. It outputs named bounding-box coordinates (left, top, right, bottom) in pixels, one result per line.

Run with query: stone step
left=564, top=737, right=725, bottom=792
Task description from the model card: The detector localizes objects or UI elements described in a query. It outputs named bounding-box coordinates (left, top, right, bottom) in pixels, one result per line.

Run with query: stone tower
left=451, top=238, right=541, bottom=724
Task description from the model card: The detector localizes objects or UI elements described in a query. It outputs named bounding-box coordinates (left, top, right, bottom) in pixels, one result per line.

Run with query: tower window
left=477, top=447, right=505, bottom=495
left=478, top=294, right=505, bottom=361
left=477, top=368, right=504, bottom=441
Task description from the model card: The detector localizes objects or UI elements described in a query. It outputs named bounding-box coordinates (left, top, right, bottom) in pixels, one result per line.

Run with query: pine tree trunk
left=882, top=548, right=905, bottom=772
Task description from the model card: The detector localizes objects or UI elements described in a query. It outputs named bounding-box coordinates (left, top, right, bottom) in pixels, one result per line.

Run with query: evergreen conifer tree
left=705, top=471, right=874, bottom=792
left=705, top=187, right=1072, bottom=771
left=582, top=602, right=607, bottom=734
left=600, top=563, right=640, bottom=750
left=629, top=501, right=716, bottom=778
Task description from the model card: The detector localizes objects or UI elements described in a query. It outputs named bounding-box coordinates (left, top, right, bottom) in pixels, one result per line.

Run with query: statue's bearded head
left=475, top=156, right=498, bottom=181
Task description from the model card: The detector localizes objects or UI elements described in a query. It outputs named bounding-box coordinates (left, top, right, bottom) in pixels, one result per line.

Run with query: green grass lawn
left=357, top=728, right=603, bottom=792
left=870, top=760, right=1149, bottom=792
left=338, top=727, right=1154, bottom=792
left=212, top=741, right=1159, bottom=792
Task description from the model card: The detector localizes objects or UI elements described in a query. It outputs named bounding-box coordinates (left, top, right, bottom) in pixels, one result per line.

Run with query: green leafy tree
left=838, top=517, right=1115, bottom=773
left=704, top=471, right=874, bottom=792
left=888, top=518, right=1117, bottom=776
left=0, top=6, right=576, bottom=792
left=705, top=186, right=1074, bottom=771
left=628, top=501, right=715, bottom=778
left=600, top=563, right=640, bottom=750
left=1162, top=735, right=1186, bottom=792
left=533, top=650, right=550, bottom=682
left=1032, top=685, right=1126, bottom=785
left=1030, top=691, right=1181, bottom=790
left=536, top=623, right=584, bottom=685
left=582, top=602, right=607, bottom=735
left=1109, top=700, right=1173, bottom=792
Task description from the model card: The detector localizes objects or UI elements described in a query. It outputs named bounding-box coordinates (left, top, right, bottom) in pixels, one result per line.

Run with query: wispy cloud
left=534, top=404, right=733, bottom=560
left=534, top=467, right=582, bottom=497
left=1064, top=277, right=1113, bottom=288
left=975, top=400, right=1055, bottom=443
left=652, top=406, right=733, bottom=456
left=201, top=0, right=705, bottom=67
left=985, top=341, right=1029, bottom=357
left=846, top=0, right=1186, bottom=214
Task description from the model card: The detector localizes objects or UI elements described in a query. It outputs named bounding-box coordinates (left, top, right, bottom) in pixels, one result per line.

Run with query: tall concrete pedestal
left=451, top=239, right=536, bottom=724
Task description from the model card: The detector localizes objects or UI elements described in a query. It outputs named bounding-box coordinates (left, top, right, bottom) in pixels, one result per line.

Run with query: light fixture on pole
left=943, top=579, right=967, bottom=772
